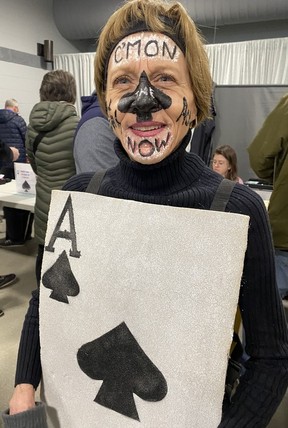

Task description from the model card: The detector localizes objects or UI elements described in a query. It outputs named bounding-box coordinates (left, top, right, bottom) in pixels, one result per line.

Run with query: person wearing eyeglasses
left=212, top=145, right=243, bottom=184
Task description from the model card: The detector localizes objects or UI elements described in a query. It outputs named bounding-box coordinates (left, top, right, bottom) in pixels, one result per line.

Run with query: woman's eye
left=156, top=74, right=175, bottom=83
left=114, top=76, right=130, bottom=85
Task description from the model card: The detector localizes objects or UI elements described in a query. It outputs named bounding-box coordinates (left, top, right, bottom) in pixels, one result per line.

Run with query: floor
left=0, top=230, right=288, bottom=427
left=0, top=239, right=34, bottom=425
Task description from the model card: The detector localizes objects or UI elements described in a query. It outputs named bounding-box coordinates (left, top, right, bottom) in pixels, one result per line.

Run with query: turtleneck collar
left=111, top=130, right=206, bottom=195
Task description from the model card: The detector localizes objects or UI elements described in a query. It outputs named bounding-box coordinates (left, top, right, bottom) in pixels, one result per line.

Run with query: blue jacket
left=75, top=92, right=105, bottom=133
left=0, top=109, right=27, bottom=170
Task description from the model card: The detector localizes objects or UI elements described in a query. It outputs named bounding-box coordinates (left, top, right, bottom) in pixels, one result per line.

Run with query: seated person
left=212, top=145, right=243, bottom=183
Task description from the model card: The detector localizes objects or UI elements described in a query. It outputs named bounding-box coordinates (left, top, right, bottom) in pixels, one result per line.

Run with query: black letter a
left=45, top=194, right=81, bottom=258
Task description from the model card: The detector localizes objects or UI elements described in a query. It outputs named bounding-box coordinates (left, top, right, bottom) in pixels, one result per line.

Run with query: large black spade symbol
left=77, top=322, right=168, bottom=421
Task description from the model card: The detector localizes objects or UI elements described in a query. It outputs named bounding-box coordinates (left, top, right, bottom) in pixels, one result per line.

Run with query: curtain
left=54, top=37, right=288, bottom=114
left=54, top=52, right=95, bottom=115
left=206, top=37, right=288, bottom=85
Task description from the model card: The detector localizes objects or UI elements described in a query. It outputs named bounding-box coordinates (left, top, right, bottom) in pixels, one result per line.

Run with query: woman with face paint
left=4, top=1, right=288, bottom=428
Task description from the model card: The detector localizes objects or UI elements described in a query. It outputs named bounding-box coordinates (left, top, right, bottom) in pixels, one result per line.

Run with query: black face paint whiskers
left=107, top=100, right=121, bottom=129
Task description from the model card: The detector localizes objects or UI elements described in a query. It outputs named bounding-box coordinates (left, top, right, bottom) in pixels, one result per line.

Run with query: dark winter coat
left=248, top=94, right=288, bottom=249
left=0, top=109, right=27, bottom=172
left=26, top=101, right=79, bottom=244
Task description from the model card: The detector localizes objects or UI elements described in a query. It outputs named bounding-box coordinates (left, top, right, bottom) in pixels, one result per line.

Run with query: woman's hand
left=10, top=147, right=20, bottom=161
left=9, top=383, right=35, bottom=415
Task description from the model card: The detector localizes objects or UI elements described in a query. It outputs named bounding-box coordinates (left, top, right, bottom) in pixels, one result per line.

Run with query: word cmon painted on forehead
left=112, top=34, right=181, bottom=65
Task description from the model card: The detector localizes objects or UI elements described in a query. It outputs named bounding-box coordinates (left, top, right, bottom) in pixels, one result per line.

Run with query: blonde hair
left=95, top=0, right=212, bottom=124
left=5, top=98, right=18, bottom=109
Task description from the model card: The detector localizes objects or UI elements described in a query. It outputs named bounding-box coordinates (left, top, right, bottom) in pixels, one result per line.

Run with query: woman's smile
left=129, top=121, right=166, bottom=137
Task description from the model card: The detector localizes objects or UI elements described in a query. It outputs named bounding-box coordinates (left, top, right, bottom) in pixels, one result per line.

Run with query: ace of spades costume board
left=40, top=190, right=249, bottom=428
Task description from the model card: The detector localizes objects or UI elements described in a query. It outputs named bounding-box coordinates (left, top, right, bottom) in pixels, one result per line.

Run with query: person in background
left=0, top=139, right=19, bottom=165
left=3, top=1, right=288, bottom=427
left=0, top=99, right=27, bottom=177
left=25, top=70, right=79, bottom=287
left=0, top=274, right=16, bottom=291
left=248, top=94, right=288, bottom=305
left=0, top=99, right=33, bottom=246
left=0, top=140, right=18, bottom=314
left=73, top=90, right=117, bottom=173
left=212, top=144, right=244, bottom=183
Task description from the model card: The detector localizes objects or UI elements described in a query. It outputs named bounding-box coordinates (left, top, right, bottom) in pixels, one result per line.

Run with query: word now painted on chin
left=113, top=34, right=180, bottom=65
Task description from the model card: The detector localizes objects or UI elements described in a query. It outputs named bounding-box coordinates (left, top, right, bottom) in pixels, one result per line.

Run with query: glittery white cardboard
left=40, top=190, right=249, bottom=428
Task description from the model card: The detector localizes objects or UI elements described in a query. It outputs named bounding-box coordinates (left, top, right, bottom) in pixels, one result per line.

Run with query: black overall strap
left=85, top=169, right=107, bottom=194
left=33, top=132, right=46, bottom=155
left=210, top=178, right=236, bottom=211
left=210, top=178, right=244, bottom=403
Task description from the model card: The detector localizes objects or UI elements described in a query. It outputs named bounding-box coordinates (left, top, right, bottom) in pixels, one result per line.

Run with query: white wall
left=0, top=62, right=46, bottom=123
left=0, top=0, right=80, bottom=122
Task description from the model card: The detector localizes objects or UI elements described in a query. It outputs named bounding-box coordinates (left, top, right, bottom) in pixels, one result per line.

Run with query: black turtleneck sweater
left=15, top=133, right=288, bottom=427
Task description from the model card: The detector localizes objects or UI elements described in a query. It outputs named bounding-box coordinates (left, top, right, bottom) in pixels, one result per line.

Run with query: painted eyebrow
left=110, top=63, right=180, bottom=78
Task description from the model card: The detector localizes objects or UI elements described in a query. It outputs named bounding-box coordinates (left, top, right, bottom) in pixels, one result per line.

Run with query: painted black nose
left=130, top=73, right=161, bottom=114
left=118, top=71, right=171, bottom=122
